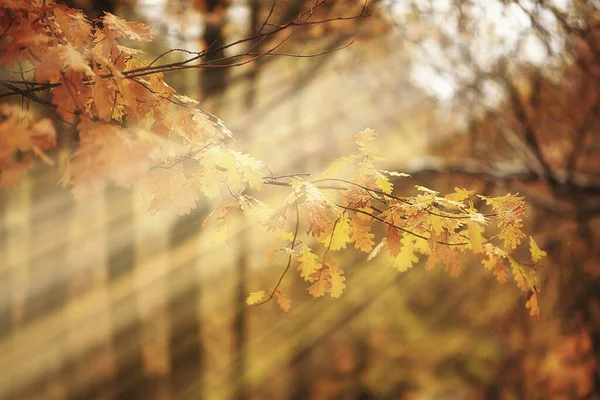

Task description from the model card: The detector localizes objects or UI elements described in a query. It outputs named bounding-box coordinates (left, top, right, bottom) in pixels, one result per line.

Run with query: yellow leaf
left=499, top=222, right=526, bottom=249
left=328, top=214, right=352, bottom=251
left=529, top=237, right=547, bottom=263
left=391, top=236, right=419, bottom=272
left=413, top=236, right=431, bottom=255
left=246, top=290, right=266, bottom=305
left=231, top=151, right=265, bottom=191
left=319, top=155, right=358, bottom=178
left=329, top=265, right=346, bottom=298
left=429, top=213, right=462, bottom=236
left=429, top=214, right=445, bottom=236
left=298, top=244, right=320, bottom=282
left=274, top=291, right=291, bottom=312
left=276, top=232, right=295, bottom=242
left=466, top=222, right=486, bottom=253
left=374, top=171, right=393, bottom=194
left=508, top=257, right=531, bottom=291
left=526, top=290, right=540, bottom=318
left=445, top=187, right=475, bottom=202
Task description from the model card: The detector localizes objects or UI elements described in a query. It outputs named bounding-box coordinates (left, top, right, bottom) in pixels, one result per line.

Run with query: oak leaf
left=274, top=291, right=291, bottom=312
left=246, top=291, right=266, bottom=305
left=323, top=214, right=352, bottom=251
left=307, top=276, right=328, bottom=297
left=298, top=244, right=321, bottom=282
left=374, top=171, right=393, bottom=194
left=350, top=215, right=375, bottom=252
left=529, top=237, right=547, bottom=263
left=328, top=264, right=346, bottom=298
left=391, top=236, right=419, bottom=272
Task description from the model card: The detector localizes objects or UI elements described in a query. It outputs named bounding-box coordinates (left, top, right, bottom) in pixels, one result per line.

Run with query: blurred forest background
left=1, top=0, right=600, bottom=399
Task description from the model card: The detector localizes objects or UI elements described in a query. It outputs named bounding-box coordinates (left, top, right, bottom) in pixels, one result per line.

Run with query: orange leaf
left=328, top=265, right=346, bottom=298
left=526, top=290, right=540, bottom=318
left=274, top=291, right=291, bottom=312
left=350, top=215, right=374, bottom=252
left=307, top=278, right=327, bottom=298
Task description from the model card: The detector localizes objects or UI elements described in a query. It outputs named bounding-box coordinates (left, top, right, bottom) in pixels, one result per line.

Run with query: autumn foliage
left=1, top=1, right=544, bottom=316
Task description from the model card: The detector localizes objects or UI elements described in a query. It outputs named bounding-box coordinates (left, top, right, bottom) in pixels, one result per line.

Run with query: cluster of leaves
left=0, top=105, right=56, bottom=188
left=1, top=1, right=544, bottom=316
left=245, top=130, right=545, bottom=316
left=1, top=1, right=265, bottom=211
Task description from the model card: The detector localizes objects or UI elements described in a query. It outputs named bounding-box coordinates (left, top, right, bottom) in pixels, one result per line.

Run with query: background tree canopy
left=0, top=0, right=599, bottom=399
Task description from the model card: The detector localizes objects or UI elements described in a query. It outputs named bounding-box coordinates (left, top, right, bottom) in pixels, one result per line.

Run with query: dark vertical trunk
left=352, top=340, right=375, bottom=400
left=232, top=3, right=260, bottom=400
left=200, top=1, right=229, bottom=106
left=246, top=0, right=261, bottom=107
left=106, top=186, right=145, bottom=399
left=290, top=350, right=313, bottom=400
left=168, top=208, right=206, bottom=399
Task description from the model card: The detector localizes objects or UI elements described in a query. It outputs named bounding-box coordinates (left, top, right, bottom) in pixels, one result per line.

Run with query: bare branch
left=500, top=69, right=558, bottom=187
left=0, top=80, right=55, bottom=108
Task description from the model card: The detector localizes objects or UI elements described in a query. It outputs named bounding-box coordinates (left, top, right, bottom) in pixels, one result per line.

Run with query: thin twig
left=336, top=203, right=468, bottom=246
left=258, top=201, right=301, bottom=306
left=246, top=38, right=356, bottom=58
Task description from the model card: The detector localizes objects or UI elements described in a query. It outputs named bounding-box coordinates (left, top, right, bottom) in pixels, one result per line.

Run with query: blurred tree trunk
left=289, top=32, right=312, bottom=400
left=19, top=167, right=73, bottom=398
left=232, top=3, right=260, bottom=400
left=106, top=186, right=145, bottom=399
left=0, top=192, right=10, bottom=340
left=199, top=0, right=229, bottom=107
left=65, top=0, right=115, bottom=18
left=233, top=230, right=249, bottom=400
left=0, top=191, right=12, bottom=400
left=168, top=208, right=206, bottom=399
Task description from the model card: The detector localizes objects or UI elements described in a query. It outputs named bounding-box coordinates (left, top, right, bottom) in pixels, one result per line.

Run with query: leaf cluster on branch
left=0, top=0, right=543, bottom=316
